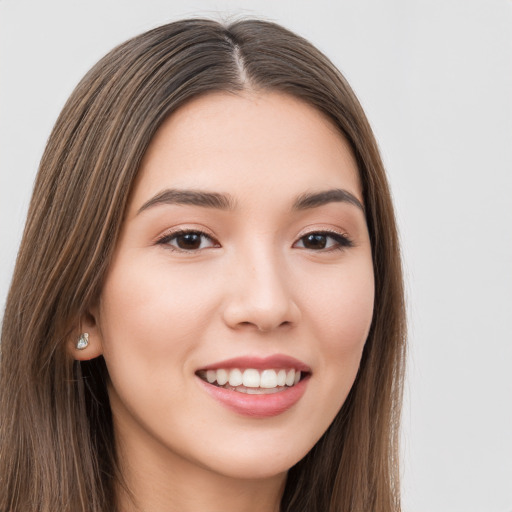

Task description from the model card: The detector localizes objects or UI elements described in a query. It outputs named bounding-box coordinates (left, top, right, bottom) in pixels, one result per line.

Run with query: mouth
left=195, top=355, right=311, bottom=418
left=196, top=367, right=308, bottom=395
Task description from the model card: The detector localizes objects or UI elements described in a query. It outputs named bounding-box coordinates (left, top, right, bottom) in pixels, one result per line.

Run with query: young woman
left=0, top=18, right=406, bottom=512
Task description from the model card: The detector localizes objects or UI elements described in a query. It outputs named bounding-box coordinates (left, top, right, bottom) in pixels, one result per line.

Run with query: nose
left=222, top=248, right=301, bottom=332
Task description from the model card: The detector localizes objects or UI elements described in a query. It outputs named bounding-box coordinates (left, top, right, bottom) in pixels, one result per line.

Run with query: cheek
left=285, top=258, right=374, bottom=459
left=96, top=256, right=216, bottom=382
left=308, top=258, right=374, bottom=354
left=304, top=256, right=374, bottom=407
left=323, top=283, right=374, bottom=355
left=95, top=256, right=225, bottom=440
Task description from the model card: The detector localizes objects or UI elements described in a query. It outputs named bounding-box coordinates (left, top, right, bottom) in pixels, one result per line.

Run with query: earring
left=76, top=332, right=89, bottom=350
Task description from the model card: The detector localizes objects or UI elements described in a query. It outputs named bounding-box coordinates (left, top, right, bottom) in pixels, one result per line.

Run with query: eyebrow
left=293, top=189, right=364, bottom=212
left=137, top=189, right=235, bottom=214
left=137, top=187, right=364, bottom=215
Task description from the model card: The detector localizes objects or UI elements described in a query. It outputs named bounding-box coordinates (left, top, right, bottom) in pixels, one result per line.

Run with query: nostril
left=222, top=294, right=301, bottom=332
left=231, top=319, right=296, bottom=332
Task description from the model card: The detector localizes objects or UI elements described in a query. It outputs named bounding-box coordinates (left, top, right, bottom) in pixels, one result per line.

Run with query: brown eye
left=159, top=230, right=218, bottom=251
left=175, top=233, right=202, bottom=249
left=302, top=234, right=328, bottom=249
left=294, top=231, right=353, bottom=251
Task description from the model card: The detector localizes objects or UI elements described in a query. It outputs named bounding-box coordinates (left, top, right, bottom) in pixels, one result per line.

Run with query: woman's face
left=91, top=91, right=374, bottom=480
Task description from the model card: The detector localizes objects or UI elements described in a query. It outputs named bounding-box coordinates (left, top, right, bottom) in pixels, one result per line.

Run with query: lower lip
left=197, top=376, right=309, bottom=418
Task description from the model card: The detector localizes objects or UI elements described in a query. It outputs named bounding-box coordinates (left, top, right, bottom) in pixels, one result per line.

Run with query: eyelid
left=153, top=225, right=353, bottom=253
left=155, top=226, right=220, bottom=251
left=293, top=228, right=354, bottom=250
left=154, top=224, right=217, bottom=241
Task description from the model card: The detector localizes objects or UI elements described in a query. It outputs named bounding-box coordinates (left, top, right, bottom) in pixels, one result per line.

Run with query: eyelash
left=156, top=230, right=219, bottom=252
left=293, top=230, right=354, bottom=251
left=156, top=229, right=354, bottom=253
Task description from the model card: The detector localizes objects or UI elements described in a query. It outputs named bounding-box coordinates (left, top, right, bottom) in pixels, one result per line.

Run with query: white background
left=1, top=1, right=511, bottom=511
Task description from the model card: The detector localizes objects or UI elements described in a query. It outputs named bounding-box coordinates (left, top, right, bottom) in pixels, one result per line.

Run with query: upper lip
left=198, top=354, right=311, bottom=373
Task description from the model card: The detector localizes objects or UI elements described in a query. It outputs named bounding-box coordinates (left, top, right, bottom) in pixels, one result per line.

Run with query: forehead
left=129, top=91, right=362, bottom=214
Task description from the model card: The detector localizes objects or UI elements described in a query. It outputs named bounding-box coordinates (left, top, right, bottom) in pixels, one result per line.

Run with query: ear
left=69, top=309, right=104, bottom=361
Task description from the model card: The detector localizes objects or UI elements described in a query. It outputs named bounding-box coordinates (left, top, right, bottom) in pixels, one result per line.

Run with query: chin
left=207, top=455, right=297, bottom=481
left=190, top=434, right=315, bottom=481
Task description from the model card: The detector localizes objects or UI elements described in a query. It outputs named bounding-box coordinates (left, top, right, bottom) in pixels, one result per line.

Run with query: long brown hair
left=0, top=18, right=406, bottom=512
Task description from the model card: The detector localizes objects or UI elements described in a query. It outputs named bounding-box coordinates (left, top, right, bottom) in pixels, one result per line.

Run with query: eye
left=294, top=231, right=353, bottom=251
left=157, top=230, right=219, bottom=252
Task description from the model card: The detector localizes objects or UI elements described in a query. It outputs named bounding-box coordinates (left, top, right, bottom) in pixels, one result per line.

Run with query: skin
left=78, top=91, right=375, bottom=512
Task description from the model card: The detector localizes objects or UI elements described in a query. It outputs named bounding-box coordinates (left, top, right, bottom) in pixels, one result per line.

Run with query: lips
left=196, top=355, right=311, bottom=418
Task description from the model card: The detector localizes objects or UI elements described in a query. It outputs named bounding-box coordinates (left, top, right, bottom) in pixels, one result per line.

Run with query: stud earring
left=76, top=332, right=89, bottom=350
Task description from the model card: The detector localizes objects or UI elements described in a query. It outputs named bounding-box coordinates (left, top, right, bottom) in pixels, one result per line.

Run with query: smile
left=196, top=355, right=311, bottom=417
left=196, top=368, right=303, bottom=394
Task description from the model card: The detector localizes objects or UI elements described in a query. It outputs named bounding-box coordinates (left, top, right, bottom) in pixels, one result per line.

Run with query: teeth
left=285, top=369, right=296, bottom=387
left=199, top=367, right=303, bottom=390
left=260, top=369, right=277, bottom=388
left=228, top=368, right=243, bottom=387
left=216, top=369, right=229, bottom=386
left=242, top=369, right=260, bottom=388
